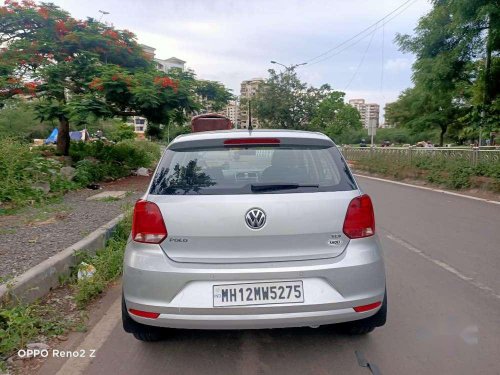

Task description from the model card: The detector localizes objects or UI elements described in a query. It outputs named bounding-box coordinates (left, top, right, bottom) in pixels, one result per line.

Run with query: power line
left=380, top=18, right=385, bottom=96
left=306, top=0, right=415, bottom=64
left=344, top=26, right=378, bottom=90
left=304, top=0, right=419, bottom=67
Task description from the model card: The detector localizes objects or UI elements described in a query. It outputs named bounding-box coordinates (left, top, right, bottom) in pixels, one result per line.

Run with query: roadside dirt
left=0, top=175, right=150, bottom=282
left=5, top=280, right=123, bottom=375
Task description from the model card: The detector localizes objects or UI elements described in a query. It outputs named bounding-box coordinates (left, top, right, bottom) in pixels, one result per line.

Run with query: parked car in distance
left=381, top=140, right=391, bottom=147
left=122, top=129, right=387, bottom=341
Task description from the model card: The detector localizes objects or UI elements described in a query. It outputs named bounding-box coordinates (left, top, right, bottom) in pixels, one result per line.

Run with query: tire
left=337, top=291, right=387, bottom=335
left=122, top=297, right=167, bottom=342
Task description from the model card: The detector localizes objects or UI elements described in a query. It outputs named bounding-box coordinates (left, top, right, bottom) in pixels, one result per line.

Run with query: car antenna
left=248, top=99, right=253, bottom=132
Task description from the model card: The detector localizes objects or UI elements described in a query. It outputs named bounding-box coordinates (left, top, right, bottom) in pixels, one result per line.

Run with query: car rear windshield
left=149, top=145, right=357, bottom=195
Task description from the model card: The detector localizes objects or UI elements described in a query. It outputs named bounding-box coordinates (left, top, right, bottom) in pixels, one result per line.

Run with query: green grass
left=0, top=275, right=14, bottom=285
left=0, top=229, right=16, bottom=236
left=73, top=209, right=131, bottom=307
left=0, top=303, right=71, bottom=370
left=22, top=203, right=71, bottom=223
left=99, top=196, right=122, bottom=202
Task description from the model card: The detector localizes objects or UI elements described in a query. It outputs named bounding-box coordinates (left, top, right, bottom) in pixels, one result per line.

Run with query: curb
left=0, top=214, right=124, bottom=307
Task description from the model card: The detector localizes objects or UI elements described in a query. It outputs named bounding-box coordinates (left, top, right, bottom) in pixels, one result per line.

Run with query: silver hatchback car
left=122, top=130, right=386, bottom=341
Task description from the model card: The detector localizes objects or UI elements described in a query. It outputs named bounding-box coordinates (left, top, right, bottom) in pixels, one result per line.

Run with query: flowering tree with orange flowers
left=0, top=1, right=198, bottom=153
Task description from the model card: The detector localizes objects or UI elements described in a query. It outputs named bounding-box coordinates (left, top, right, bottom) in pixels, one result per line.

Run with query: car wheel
left=122, top=296, right=167, bottom=342
left=337, top=291, right=387, bottom=335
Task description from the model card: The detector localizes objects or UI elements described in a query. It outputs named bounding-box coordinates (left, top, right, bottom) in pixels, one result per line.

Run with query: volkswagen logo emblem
left=245, top=208, right=266, bottom=230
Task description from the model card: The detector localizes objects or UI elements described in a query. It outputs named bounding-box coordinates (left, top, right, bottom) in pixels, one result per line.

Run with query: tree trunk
left=57, top=115, right=70, bottom=156
left=439, top=125, right=447, bottom=147
left=483, top=13, right=492, bottom=107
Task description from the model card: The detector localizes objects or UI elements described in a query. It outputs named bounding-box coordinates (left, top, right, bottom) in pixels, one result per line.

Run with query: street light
left=98, top=10, right=110, bottom=22
left=270, top=60, right=307, bottom=71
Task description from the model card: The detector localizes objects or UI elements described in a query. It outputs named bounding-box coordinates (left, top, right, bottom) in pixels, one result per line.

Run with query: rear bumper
left=123, top=236, right=386, bottom=330
left=129, top=307, right=380, bottom=330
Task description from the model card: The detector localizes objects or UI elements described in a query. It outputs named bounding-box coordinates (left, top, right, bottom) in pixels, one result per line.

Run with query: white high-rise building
left=218, top=100, right=239, bottom=126
left=348, top=99, right=380, bottom=128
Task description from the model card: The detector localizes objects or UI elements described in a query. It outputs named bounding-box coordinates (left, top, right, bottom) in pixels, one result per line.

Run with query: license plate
left=213, top=280, right=304, bottom=307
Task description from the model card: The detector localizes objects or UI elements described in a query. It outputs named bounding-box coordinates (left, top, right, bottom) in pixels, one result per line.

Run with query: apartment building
left=126, top=116, right=147, bottom=139
left=348, top=99, right=380, bottom=128
left=238, top=78, right=264, bottom=129
left=155, top=57, right=186, bottom=73
left=217, top=100, right=239, bottom=126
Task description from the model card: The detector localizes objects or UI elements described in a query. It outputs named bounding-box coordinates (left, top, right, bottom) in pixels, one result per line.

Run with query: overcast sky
left=48, top=0, right=432, bottom=121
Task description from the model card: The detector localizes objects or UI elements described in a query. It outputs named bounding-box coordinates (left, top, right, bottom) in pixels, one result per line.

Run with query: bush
left=71, top=140, right=160, bottom=184
left=350, top=150, right=500, bottom=192
left=0, top=138, right=71, bottom=207
left=117, top=139, right=161, bottom=166
left=0, top=138, right=160, bottom=210
left=70, top=140, right=159, bottom=169
left=0, top=101, right=53, bottom=141
left=448, top=165, right=473, bottom=189
left=473, top=162, right=500, bottom=179
left=108, top=123, right=136, bottom=142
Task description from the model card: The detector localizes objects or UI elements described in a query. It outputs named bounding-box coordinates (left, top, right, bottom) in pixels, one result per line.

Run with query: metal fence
left=340, top=146, right=500, bottom=167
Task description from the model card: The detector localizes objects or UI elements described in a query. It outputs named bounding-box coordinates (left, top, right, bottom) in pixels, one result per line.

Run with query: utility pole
left=270, top=61, right=307, bottom=71
left=368, top=119, right=377, bottom=148
left=98, top=10, right=110, bottom=22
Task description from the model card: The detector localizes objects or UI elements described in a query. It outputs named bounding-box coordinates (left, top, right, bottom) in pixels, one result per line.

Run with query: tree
left=392, top=0, right=499, bottom=146
left=110, top=122, right=136, bottom=141
left=0, top=1, right=149, bottom=154
left=251, top=68, right=331, bottom=129
left=195, top=80, right=234, bottom=112
left=0, top=1, right=197, bottom=154
left=385, top=87, right=460, bottom=145
left=310, top=91, right=362, bottom=138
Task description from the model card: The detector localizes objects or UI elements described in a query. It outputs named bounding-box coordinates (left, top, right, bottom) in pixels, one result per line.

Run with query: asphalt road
left=39, top=176, right=500, bottom=375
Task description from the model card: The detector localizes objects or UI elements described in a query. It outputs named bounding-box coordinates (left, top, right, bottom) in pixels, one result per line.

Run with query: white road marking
left=386, top=233, right=500, bottom=300
left=56, top=297, right=121, bottom=375
left=354, top=174, right=500, bottom=205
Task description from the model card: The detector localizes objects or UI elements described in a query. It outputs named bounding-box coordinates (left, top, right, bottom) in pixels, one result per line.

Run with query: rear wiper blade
left=251, top=183, right=319, bottom=192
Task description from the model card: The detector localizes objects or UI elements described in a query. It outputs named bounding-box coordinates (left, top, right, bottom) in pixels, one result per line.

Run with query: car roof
left=171, top=129, right=333, bottom=145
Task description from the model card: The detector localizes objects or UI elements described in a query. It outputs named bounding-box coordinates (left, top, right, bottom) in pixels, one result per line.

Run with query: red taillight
left=223, top=138, right=280, bottom=146
left=343, top=194, right=375, bottom=239
left=353, top=301, right=382, bottom=313
left=129, top=309, right=160, bottom=319
left=132, top=200, right=167, bottom=244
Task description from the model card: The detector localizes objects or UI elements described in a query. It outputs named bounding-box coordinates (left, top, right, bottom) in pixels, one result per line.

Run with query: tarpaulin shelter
left=45, top=128, right=90, bottom=144
left=45, top=128, right=58, bottom=144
